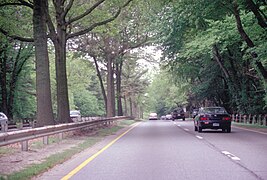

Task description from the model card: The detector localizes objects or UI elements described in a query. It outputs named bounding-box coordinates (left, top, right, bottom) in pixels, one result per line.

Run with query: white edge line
left=222, top=151, right=240, bottom=161
left=196, top=135, right=203, bottom=139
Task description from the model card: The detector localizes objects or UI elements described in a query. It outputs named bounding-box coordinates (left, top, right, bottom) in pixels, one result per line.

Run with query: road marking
left=233, top=126, right=267, bottom=135
left=196, top=135, right=203, bottom=139
left=222, top=151, right=240, bottom=161
left=184, top=128, right=189, bottom=131
left=61, top=122, right=141, bottom=180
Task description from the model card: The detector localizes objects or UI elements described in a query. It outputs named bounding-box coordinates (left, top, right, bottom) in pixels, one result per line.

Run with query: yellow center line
left=61, top=122, right=141, bottom=180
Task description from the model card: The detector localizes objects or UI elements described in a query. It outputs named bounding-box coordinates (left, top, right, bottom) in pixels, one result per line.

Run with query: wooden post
left=264, top=115, right=267, bottom=126
left=59, top=133, right=63, bottom=140
left=243, top=115, right=247, bottom=124
left=258, top=115, right=262, bottom=125
left=252, top=115, right=256, bottom=125
left=21, top=141, right=29, bottom=151
left=43, top=136, right=49, bottom=145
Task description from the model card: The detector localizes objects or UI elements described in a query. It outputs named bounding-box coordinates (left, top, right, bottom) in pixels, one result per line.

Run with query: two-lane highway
left=38, top=120, right=267, bottom=180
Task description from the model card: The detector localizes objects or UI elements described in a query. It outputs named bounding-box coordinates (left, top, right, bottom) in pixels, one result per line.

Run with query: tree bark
left=106, top=54, right=115, bottom=117
left=51, top=0, right=71, bottom=123
left=33, top=0, right=54, bottom=126
left=116, top=60, right=123, bottom=116
left=0, top=46, right=8, bottom=116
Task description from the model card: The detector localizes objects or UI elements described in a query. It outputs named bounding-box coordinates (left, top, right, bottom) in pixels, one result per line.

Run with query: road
left=38, top=120, right=267, bottom=180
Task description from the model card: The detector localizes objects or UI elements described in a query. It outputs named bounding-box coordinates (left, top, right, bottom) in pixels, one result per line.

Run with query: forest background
left=0, top=0, right=266, bottom=126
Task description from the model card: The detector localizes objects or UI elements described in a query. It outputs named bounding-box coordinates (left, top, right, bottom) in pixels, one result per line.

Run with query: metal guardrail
left=0, top=116, right=131, bottom=151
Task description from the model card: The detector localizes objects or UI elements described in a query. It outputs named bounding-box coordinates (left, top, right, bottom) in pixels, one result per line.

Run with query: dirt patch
left=0, top=128, right=99, bottom=175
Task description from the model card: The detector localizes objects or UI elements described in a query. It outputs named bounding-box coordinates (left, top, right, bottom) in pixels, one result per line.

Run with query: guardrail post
left=0, top=121, right=8, bottom=132
left=43, top=136, right=49, bottom=145
left=21, top=141, right=29, bottom=151
left=243, top=115, right=247, bottom=124
left=252, top=115, right=256, bottom=125
left=264, top=115, right=267, bottom=126
left=236, top=114, right=238, bottom=122
left=59, top=133, right=63, bottom=140
left=258, top=115, right=262, bottom=125
left=248, top=114, right=251, bottom=124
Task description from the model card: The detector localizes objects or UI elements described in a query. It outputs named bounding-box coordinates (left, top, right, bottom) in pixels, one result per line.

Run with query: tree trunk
left=245, top=0, right=267, bottom=29
left=93, top=56, right=107, bottom=112
left=129, top=96, right=133, bottom=117
left=116, top=61, right=123, bottom=116
left=111, top=63, right=116, bottom=116
left=0, top=47, right=8, bottom=116
left=212, top=44, right=230, bottom=79
left=106, top=55, right=115, bottom=117
left=52, top=1, right=71, bottom=124
left=233, top=0, right=267, bottom=82
left=54, top=39, right=71, bottom=123
left=123, top=95, right=128, bottom=116
left=33, top=0, right=54, bottom=126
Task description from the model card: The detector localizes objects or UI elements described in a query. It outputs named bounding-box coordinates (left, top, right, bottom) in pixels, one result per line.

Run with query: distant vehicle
left=0, top=112, right=8, bottom=122
left=172, top=109, right=185, bottom=121
left=166, top=114, right=172, bottom=120
left=0, top=112, right=8, bottom=131
left=194, top=107, right=232, bottom=133
left=149, top=113, right=158, bottom=120
left=161, top=116, right=166, bottom=120
left=70, top=110, right=81, bottom=121
left=192, top=109, right=199, bottom=118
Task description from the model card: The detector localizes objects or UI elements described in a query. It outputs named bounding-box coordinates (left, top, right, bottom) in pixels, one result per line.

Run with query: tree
left=33, top=0, right=54, bottom=126
left=1, top=0, right=134, bottom=123
left=154, top=0, right=267, bottom=113
left=46, top=0, right=133, bottom=122
left=0, top=40, right=34, bottom=120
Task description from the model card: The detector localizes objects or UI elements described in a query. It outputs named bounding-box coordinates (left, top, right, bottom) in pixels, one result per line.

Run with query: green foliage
left=66, top=53, right=105, bottom=116
left=154, top=0, right=267, bottom=114
left=146, top=70, right=188, bottom=116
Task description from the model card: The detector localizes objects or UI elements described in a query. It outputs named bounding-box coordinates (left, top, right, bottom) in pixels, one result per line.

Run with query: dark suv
left=172, top=109, right=185, bottom=121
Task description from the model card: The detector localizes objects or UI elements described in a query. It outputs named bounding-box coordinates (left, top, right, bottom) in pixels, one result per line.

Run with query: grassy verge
left=232, top=122, right=267, bottom=129
left=0, top=119, right=137, bottom=180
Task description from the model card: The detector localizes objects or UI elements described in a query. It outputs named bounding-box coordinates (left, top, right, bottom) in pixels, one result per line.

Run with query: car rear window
left=202, top=107, right=227, bottom=114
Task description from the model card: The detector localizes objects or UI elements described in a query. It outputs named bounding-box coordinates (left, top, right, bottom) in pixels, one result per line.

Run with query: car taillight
left=200, top=117, right=208, bottom=120
left=223, top=117, right=231, bottom=120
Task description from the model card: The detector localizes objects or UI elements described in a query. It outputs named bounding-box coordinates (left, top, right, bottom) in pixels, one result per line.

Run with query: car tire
left=198, top=125, right=202, bottom=132
left=226, top=127, right=231, bottom=133
left=183, top=117, right=185, bottom=121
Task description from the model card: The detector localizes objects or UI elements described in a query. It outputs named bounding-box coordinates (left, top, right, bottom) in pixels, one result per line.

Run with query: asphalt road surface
left=38, top=120, right=267, bottom=180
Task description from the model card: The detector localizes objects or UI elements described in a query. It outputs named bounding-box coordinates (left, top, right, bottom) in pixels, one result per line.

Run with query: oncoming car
left=70, top=110, right=81, bottom=121
left=194, top=107, right=232, bottom=133
left=149, top=113, right=158, bottom=120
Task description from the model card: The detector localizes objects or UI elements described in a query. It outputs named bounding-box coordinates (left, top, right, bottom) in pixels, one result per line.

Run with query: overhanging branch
left=0, top=28, right=34, bottom=42
left=67, top=0, right=106, bottom=25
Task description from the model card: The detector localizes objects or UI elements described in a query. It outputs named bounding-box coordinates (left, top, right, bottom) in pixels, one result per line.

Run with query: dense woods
left=0, top=0, right=266, bottom=125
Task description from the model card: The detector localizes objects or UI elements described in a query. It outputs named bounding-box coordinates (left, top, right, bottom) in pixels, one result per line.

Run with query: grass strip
left=233, top=122, right=267, bottom=129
